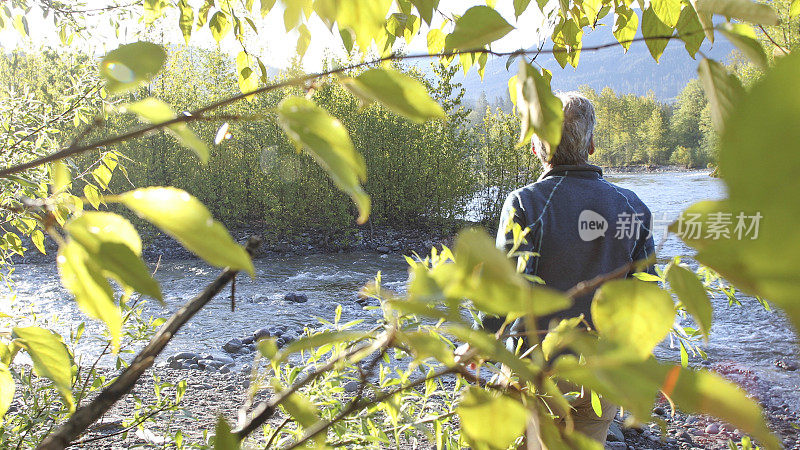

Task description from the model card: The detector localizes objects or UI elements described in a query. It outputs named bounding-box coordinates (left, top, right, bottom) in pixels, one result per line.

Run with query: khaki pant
left=555, top=380, right=618, bottom=445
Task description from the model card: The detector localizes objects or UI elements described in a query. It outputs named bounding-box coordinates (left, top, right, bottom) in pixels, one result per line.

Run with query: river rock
left=173, top=352, right=200, bottom=361
left=607, top=423, right=625, bottom=442
left=653, top=406, right=666, bottom=416
left=282, top=332, right=298, bottom=343
left=376, top=246, right=390, bottom=254
left=704, top=423, right=720, bottom=434
left=343, top=381, right=360, bottom=393
left=223, top=338, right=243, bottom=353
left=284, top=293, right=308, bottom=303
left=242, top=336, right=254, bottom=345
left=168, top=359, right=185, bottom=370
left=606, top=443, right=626, bottom=450
left=253, top=328, right=271, bottom=340
left=215, top=354, right=235, bottom=365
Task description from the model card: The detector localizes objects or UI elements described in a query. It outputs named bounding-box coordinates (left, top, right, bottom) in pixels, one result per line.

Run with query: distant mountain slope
left=455, top=14, right=734, bottom=103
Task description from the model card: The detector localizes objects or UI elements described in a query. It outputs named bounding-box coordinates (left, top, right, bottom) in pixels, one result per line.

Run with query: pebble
left=775, top=359, right=798, bottom=371
left=676, top=430, right=691, bottom=441
left=343, top=381, right=361, bottom=393
left=376, top=246, right=391, bottom=253
left=253, top=328, right=271, bottom=340
left=283, top=293, right=308, bottom=303
left=607, top=423, right=625, bottom=442
left=173, top=352, right=200, bottom=360
left=606, top=442, right=626, bottom=449
left=704, top=423, right=720, bottom=434
left=215, top=354, right=234, bottom=365
left=653, top=406, right=666, bottom=416
left=688, top=427, right=702, bottom=436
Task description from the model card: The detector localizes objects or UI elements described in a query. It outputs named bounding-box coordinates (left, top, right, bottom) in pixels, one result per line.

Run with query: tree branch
left=36, top=237, right=262, bottom=450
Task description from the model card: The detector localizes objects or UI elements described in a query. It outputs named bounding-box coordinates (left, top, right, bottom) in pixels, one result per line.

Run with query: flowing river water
left=3, top=171, right=799, bottom=414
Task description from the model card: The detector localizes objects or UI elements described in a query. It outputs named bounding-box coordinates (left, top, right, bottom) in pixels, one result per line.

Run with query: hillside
left=455, top=14, right=735, bottom=103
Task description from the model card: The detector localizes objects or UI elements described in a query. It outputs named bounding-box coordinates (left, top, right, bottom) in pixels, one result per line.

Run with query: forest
left=2, top=45, right=716, bottom=238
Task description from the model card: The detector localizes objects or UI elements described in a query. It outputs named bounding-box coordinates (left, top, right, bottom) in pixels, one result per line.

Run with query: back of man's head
left=532, top=91, right=596, bottom=166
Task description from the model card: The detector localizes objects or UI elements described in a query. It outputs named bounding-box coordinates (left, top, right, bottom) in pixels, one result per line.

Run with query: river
left=3, top=170, right=799, bottom=413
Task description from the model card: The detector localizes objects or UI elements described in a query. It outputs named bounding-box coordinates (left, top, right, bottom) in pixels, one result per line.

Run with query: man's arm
left=477, top=192, right=526, bottom=333
left=631, top=206, right=656, bottom=275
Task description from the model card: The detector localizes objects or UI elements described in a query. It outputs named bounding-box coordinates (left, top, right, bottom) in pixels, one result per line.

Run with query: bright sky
left=0, top=0, right=551, bottom=72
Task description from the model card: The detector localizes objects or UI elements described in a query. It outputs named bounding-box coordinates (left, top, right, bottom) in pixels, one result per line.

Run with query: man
left=491, top=91, right=655, bottom=444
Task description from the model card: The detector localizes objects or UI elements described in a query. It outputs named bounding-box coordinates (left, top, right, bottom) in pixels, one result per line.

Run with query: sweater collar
left=538, top=163, right=604, bottom=181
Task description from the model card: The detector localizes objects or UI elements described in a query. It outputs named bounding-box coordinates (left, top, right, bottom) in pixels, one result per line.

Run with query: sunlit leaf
left=613, top=4, right=638, bottom=52
left=296, top=24, right=311, bottom=57
left=695, top=0, right=778, bottom=25
left=213, top=416, right=240, bottom=449
left=0, top=364, right=13, bottom=419
left=276, top=96, right=370, bottom=223
left=116, top=187, right=254, bottom=275
left=100, top=42, right=166, bottom=94
left=236, top=52, right=259, bottom=99
left=651, top=0, right=681, bottom=27
left=260, top=0, right=277, bottom=16
left=12, top=327, right=74, bottom=412
left=444, top=6, right=514, bottom=50
left=666, top=262, right=712, bottom=338
left=209, top=11, right=231, bottom=43
left=342, top=68, right=445, bottom=123
left=58, top=241, right=122, bottom=349
left=457, top=387, right=529, bottom=449
left=178, top=0, right=193, bottom=43
left=408, top=0, right=437, bottom=25
left=642, top=7, right=673, bottom=62
left=31, top=229, right=46, bottom=255
left=697, top=58, right=744, bottom=133
left=591, top=279, right=675, bottom=359
left=123, top=97, right=209, bottom=162
left=513, top=0, right=532, bottom=18
left=143, top=0, right=167, bottom=24
left=676, top=3, right=705, bottom=57
left=65, top=212, right=162, bottom=302
left=717, top=23, right=768, bottom=69
left=516, top=62, right=563, bottom=149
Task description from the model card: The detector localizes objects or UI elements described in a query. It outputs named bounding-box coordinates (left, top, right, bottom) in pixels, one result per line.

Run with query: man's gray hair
left=532, top=91, right=596, bottom=166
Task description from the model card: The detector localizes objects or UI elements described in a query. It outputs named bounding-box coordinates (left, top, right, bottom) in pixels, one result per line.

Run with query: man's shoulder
left=599, top=178, right=652, bottom=214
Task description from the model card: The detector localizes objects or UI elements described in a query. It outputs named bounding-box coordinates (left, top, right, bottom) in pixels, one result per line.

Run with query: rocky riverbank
left=50, top=356, right=800, bottom=449
left=14, top=223, right=462, bottom=265
left=602, top=164, right=709, bottom=174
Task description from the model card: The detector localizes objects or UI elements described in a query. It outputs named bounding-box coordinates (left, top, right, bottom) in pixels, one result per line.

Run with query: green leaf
left=260, top=0, right=277, bottom=16
left=651, top=0, right=682, bottom=27
left=583, top=0, right=603, bottom=24
left=276, top=96, right=370, bottom=223
left=209, top=11, right=231, bottom=43
left=213, top=416, right=240, bottom=449
left=613, top=5, right=638, bottom=52
left=335, top=0, right=392, bottom=50
left=342, top=68, right=445, bottom=123
left=457, top=387, right=529, bottom=449
left=591, top=279, right=675, bottom=359
left=31, top=229, right=46, bottom=254
left=178, top=0, right=194, bottom=44
left=694, top=0, right=778, bottom=25
left=513, top=0, right=532, bottom=18
left=143, top=0, right=167, bottom=24
left=697, top=58, right=744, bottom=133
left=65, top=212, right=162, bottom=302
left=123, top=97, right=209, bottom=163
left=590, top=390, right=603, bottom=417
left=410, top=0, right=439, bottom=25
left=13, top=327, right=74, bottom=412
left=552, top=17, right=582, bottom=67
left=235, top=52, right=259, bottom=98
left=666, top=262, right=712, bottom=338
left=100, top=42, right=166, bottom=94
left=116, top=187, right=254, bottom=275
left=197, top=0, right=214, bottom=27
left=674, top=52, right=800, bottom=336
left=276, top=330, right=367, bottom=362
left=84, top=184, right=102, bottom=209
left=427, top=28, right=445, bottom=54
left=296, top=23, right=311, bottom=57
left=516, top=62, right=563, bottom=149
left=676, top=3, right=705, bottom=57
left=444, top=6, right=514, bottom=50
left=57, top=241, right=122, bottom=350
left=717, top=23, right=768, bottom=69
left=50, top=160, right=70, bottom=193
left=642, top=7, right=673, bottom=62
left=0, top=364, right=13, bottom=419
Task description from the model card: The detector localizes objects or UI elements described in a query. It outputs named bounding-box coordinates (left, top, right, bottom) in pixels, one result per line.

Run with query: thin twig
left=36, top=237, right=262, bottom=450
left=264, top=417, right=292, bottom=449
